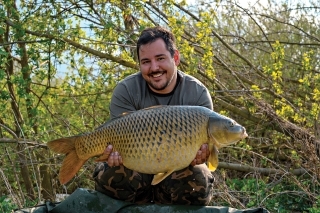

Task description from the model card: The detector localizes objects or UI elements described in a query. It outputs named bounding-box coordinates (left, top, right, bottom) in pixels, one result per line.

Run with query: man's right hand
left=98, top=144, right=123, bottom=166
left=106, top=145, right=123, bottom=166
left=190, top=144, right=210, bottom=166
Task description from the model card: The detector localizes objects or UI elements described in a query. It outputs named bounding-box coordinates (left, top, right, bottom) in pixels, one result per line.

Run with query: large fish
left=47, top=105, right=247, bottom=185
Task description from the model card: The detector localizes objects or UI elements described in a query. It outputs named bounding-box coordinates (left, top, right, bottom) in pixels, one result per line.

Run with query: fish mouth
left=148, top=71, right=166, bottom=78
left=241, top=128, right=248, bottom=139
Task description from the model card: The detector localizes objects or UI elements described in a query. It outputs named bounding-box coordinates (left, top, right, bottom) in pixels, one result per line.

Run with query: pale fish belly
left=121, top=142, right=200, bottom=174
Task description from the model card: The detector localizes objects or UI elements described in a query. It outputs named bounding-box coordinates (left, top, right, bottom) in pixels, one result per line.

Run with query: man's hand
left=103, top=145, right=123, bottom=166
left=190, top=144, right=210, bottom=166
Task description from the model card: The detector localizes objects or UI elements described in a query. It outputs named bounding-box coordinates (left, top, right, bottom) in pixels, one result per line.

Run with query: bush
left=226, top=178, right=319, bottom=213
left=0, top=195, right=17, bottom=213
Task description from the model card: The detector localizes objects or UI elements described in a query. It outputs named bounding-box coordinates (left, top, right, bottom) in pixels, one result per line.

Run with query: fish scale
left=99, top=107, right=198, bottom=173
left=47, top=105, right=247, bottom=185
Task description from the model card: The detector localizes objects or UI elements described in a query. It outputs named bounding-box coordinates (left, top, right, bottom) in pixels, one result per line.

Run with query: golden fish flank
left=47, top=105, right=248, bottom=185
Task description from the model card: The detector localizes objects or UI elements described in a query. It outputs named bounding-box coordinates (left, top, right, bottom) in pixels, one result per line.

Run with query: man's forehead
left=139, top=40, right=169, bottom=59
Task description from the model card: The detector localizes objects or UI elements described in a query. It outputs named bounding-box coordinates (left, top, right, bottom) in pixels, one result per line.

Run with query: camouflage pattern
left=93, top=163, right=153, bottom=204
left=93, top=163, right=214, bottom=205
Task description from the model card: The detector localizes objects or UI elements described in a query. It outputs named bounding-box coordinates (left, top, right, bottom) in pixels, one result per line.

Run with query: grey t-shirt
left=109, top=70, right=213, bottom=119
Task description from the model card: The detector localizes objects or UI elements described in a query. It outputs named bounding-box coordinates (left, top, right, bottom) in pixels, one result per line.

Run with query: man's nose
left=150, top=60, right=159, bottom=71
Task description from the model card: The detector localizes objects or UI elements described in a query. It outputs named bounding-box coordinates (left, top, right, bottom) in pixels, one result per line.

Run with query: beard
left=148, top=81, right=169, bottom=91
left=147, top=71, right=176, bottom=92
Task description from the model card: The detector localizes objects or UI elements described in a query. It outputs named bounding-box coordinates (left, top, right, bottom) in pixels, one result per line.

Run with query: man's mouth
left=149, top=71, right=165, bottom=78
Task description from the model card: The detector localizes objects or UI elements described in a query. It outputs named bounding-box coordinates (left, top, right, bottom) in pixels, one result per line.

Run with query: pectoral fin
left=151, top=170, right=175, bottom=185
left=208, top=144, right=219, bottom=171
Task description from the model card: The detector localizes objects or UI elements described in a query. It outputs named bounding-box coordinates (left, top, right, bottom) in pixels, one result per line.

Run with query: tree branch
left=218, top=162, right=309, bottom=176
left=256, top=100, right=320, bottom=160
left=4, top=19, right=139, bottom=70
left=0, top=137, right=47, bottom=148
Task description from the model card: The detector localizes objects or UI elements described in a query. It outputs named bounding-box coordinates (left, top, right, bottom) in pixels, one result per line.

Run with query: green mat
left=14, top=188, right=270, bottom=213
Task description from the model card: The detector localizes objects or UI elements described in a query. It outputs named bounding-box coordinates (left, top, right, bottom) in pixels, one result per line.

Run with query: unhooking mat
left=14, top=188, right=270, bottom=213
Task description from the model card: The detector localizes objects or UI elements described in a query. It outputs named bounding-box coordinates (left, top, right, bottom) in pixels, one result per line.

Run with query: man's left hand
left=190, top=144, right=210, bottom=166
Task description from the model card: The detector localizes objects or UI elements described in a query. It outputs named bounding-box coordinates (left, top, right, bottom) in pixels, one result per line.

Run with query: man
left=93, top=26, right=214, bottom=205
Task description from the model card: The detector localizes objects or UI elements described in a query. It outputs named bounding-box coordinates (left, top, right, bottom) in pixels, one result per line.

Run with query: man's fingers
left=118, top=155, right=123, bottom=165
left=107, top=152, right=114, bottom=166
left=107, top=151, right=123, bottom=167
left=104, top=144, right=113, bottom=155
left=201, top=144, right=210, bottom=160
left=196, top=150, right=202, bottom=164
left=201, top=144, right=208, bottom=162
left=113, top=152, right=120, bottom=166
left=190, top=159, right=196, bottom=166
left=95, top=144, right=113, bottom=162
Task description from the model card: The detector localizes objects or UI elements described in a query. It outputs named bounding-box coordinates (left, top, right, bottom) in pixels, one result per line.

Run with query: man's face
left=139, top=38, right=180, bottom=94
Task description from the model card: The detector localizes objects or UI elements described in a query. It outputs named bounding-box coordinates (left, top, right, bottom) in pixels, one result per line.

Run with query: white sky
left=186, top=0, right=306, bottom=7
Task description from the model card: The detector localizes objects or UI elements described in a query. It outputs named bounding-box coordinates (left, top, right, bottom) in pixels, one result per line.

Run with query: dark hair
left=136, top=26, right=177, bottom=61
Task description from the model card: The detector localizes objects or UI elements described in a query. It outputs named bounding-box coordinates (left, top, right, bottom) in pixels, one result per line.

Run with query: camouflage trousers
left=93, top=163, right=214, bottom=205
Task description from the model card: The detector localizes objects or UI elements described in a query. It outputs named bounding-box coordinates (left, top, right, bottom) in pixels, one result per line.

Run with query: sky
left=185, top=0, right=269, bottom=7
left=186, top=0, right=306, bottom=8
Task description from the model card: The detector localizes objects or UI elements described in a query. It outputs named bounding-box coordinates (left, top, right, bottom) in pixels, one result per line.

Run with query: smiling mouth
left=149, top=71, right=165, bottom=78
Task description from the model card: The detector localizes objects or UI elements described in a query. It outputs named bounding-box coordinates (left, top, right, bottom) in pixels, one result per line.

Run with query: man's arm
left=109, top=82, right=138, bottom=119
left=196, top=87, right=213, bottom=110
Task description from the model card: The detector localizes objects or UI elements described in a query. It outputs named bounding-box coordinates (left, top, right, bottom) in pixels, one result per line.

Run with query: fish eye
left=229, top=121, right=234, bottom=127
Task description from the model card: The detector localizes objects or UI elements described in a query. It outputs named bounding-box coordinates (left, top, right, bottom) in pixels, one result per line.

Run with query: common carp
left=47, top=105, right=247, bottom=185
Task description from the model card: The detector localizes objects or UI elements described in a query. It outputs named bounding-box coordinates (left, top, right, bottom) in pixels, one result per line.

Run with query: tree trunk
left=37, top=152, right=54, bottom=200
left=17, top=143, right=36, bottom=200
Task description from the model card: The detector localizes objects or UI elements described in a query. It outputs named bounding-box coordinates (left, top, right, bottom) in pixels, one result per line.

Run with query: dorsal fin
left=143, top=105, right=165, bottom=110
left=97, top=105, right=167, bottom=130
left=119, top=111, right=135, bottom=117
left=117, top=105, right=166, bottom=117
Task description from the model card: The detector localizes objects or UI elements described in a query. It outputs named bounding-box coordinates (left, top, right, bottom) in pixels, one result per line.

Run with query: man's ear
left=173, top=50, right=180, bottom=65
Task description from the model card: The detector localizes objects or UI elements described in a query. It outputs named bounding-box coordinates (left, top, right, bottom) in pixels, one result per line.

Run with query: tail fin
left=47, top=137, right=77, bottom=154
left=59, top=150, right=86, bottom=184
left=47, top=137, right=87, bottom=184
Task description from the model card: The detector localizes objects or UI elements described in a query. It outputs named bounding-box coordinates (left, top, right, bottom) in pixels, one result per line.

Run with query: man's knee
left=93, top=162, right=153, bottom=203
left=154, top=164, right=214, bottom=205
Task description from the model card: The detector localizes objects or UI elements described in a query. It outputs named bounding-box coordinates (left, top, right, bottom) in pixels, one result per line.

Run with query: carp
left=47, top=105, right=247, bottom=185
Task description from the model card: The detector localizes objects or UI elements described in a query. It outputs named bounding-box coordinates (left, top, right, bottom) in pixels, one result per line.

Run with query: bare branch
left=218, top=162, right=309, bottom=176
left=0, top=137, right=47, bottom=148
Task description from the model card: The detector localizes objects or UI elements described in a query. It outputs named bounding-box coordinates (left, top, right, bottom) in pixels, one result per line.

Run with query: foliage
left=0, top=196, right=17, bottom=213
left=0, top=195, right=38, bottom=213
left=225, top=177, right=319, bottom=212
left=306, top=196, right=320, bottom=213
